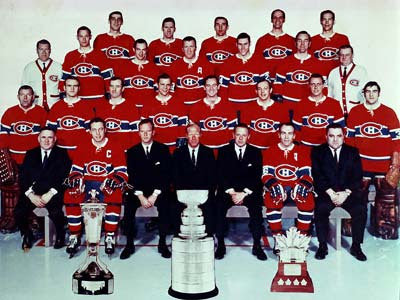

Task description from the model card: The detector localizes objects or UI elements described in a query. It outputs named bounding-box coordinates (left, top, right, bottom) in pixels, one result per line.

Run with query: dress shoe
left=66, top=235, right=81, bottom=258
left=22, top=231, right=34, bottom=251
left=350, top=245, right=367, bottom=261
left=105, top=233, right=115, bottom=255
left=53, top=232, right=65, bottom=249
left=252, top=244, right=267, bottom=261
left=120, top=245, right=135, bottom=260
left=272, top=234, right=282, bottom=256
left=315, top=244, right=328, bottom=260
left=158, top=243, right=172, bottom=258
left=215, top=244, right=226, bottom=260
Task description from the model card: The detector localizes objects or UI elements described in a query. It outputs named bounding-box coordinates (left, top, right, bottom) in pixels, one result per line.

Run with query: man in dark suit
left=311, top=123, right=367, bottom=261
left=171, top=123, right=217, bottom=236
left=14, top=127, right=71, bottom=251
left=120, top=119, right=172, bottom=259
left=214, top=123, right=266, bottom=260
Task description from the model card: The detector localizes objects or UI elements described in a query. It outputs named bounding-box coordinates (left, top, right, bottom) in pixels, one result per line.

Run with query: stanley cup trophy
left=168, top=190, right=218, bottom=299
left=270, top=227, right=314, bottom=293
left=72, top=190, right=114, bottom=295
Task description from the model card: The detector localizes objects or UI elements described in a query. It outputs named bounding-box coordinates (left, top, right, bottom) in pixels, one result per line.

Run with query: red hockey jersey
left=199, top=36, right=237, bottom=66
left=148, top=38, right=183, bottom=72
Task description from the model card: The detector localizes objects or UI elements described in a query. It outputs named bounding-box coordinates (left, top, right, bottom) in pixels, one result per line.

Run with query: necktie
left=343, top=66, right=347, bottom=78
left=191, top=149, right=196, bottom=166
left=238, top=148, right=243, bottom=161
left=334, top=149, right=338, bottom=164
left=43, top=62, right=46, bottom=70
left=42, top=151, right=48, bottom=168
left=146, top=146, right=150, bottom=158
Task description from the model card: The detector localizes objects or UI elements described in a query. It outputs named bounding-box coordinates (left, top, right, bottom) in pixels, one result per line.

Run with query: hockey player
left=199, top=16, right=237, bottom=67
left=64, top=117, right=127, bottom=257
left=93, top=11, right=135, bottom=77
left=262, top=123, right=314, bottom=251
left=21, top=39, right=62, bottom=110
left=189, top=75, right=238, bottom=150
left=240, top=79, right=290, bottom=149
left=60, top=26, right=113, bottom=101
left=169, top=36, right=215, bottom=105
left=293, top=73, right=345, bottom=146
left=347, top=81, right=400, bottom=239
left=327, top=44, right=368, bottom=118
left=311, top=10, right=350, bottom=73
left=119, top=39, right=160, bottom=108
left=148, top=17, right=183, bottom=73
left=254, top=9, right=295, bottom=79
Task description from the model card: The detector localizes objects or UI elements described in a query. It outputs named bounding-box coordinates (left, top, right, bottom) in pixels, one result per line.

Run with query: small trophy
left=270, top=227, right=314, bottom=293
left=72, top=190, right=114, bottom=295
left=168, top=190, right=218, bottom=299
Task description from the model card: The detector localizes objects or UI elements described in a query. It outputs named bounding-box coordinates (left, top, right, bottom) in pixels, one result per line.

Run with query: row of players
left=22, top=10, right=364, bottom=119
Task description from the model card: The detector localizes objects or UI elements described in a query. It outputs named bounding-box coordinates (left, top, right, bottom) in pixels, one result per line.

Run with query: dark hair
left=77, top=26, right=91, bottom=36
left=204, top=75, right=219, bottom=84
left=309, top=73, right=324, bottom=82
left=134, top=38, right=148, bottom=48
left=363, top=81, right=381, bottom=94
left=109, top=11, right=123, bottom=22
left=36, top=39, right=51, bottom=49
left=279, top=122, right=295, bottom=132
left=110, top=76, right=123, bottom=84
left=157, top=73, right=172, bottom=84
left=183, top=36, right=197, bottom=47
left=256, top=79, right=272, bottom=89
left=234, top=123, right=249, bottom=133
left=339, top=44, right=354, bottom=55
left=89, top=117, right=106, bottom=128
left=139, top=118, right=154, bottom=130
left=295, top=30, right=311, bottom=40
left=320, top=10, right=335, bottom=21
left=237, top=32, right=250, bottom=43
left=18, top=85, right=34, bottom=95
left=39, top=126, right=57, bottom=134
left=270, top=9, right=285, bottom=21
left=326, top=123, right=344, bottom=133
left=162, top=17, right=175, bottom=27
left=64, top=75, right=80, bottom=86
left=214, top=16, right=228, bottom=26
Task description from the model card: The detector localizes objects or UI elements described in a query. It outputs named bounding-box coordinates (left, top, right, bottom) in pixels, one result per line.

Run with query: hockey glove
left=264, top=177, right=285, bottom=205
left=291, top=178, right=313, bottom=203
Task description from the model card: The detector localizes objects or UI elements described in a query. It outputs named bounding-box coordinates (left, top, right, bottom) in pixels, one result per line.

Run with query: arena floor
left=0, top=218, right=399, bottom=300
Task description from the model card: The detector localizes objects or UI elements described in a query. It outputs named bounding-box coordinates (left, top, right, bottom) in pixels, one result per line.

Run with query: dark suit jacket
left=126, top=141, right=171, bottom=196
left=217, top=143, right=263, bottom=198
left=172, top=144, right=216, bottom=192
left=311, top=143, right=362, bottom=202
left=19, top=145, right=71, bottom=198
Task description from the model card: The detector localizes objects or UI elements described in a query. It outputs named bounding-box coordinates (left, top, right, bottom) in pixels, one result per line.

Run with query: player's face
left=109, top=14, right=123, bottom=32
left=364, top=86, right=380, bottom=105
left=38, top=130, right=56, bottom=151
left=139, top=122, right=155, bottom=144
left=237, top=38, right=250, bottom=56
left=77, top=30, right=91, bottom=48
left=135, top=42, right=148, bottom=60
left=321, top=12, right=335, bottom=32
left=214, top=19, right=228, bottom=37
left=256, top=81, right=272, bottom=101
left=339, top=48, right=353, bottom=66
left=271, top=11, right=285, bottom=30
left=162, top=21, right=176, bottom=39
left=279, top=125, right=295, bottom=147
left=109, top=79, right=123, bottom=99
left=296, top=33, right=310, bottom=53
left=187, top=126, right=201, bottom=148
left=183, top=40, right=196, bottom=59
left=90, top=122, right=106, bottom=143
left=326, top=128, right=344, bottom=150
left=158, top=78, right=172, bottom=96
left=234, top=127, right=249, bottom=147
left=37, top=43, right=51, bottom=62
left=204, top=78, right=219, bottom=98
left=65, top=79, right=80, bottom=98
left=17, top=88, right=34, bottom=109
left=309, top=77, right=324, bottom=97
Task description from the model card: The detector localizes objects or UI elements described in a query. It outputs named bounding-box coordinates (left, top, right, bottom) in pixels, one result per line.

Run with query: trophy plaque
left=168, top=190, right=218, bottom=299
left=270, top=227, right=314, bottom=293
left=72, top=190, right=114, bottom=295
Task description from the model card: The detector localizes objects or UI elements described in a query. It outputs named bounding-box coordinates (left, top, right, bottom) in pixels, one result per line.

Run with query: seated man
left=262, top=123, right=314, bottom=253
left=64, top=117, right=127, bottom=257
left=14, top=127, right=71, bottom=251
left=312, top=123, right=367, bottom=261
left=120, top=119, right=172, bottom=259
left=215, top=123, right=267, bottom=261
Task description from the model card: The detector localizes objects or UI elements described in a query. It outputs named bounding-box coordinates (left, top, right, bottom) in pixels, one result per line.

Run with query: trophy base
left=168, top=286, right=219, bottom=300
left=72, top=262, right=114, bottom=295
left=270, top=262, right=314, bottom=293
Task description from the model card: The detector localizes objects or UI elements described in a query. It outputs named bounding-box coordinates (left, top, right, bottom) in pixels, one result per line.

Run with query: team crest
left=349, top=79, right=359, bottom=86
left=86, top=161, right=108, bottom=176
left=60, top=116, right=81, bottom=130
left=105, top=118, right=121, bottom=132
left=49, top=75, right=58, bottom=82
left=106, top=46, right=126, bottom=59
left=153, top=113, right=173, bottom=127
left=130, top=75, right=151, bottom=89
left=159, top=53, right=180, bottom=66
left=359, top=122, right=383, bottom=138
left=13, top=121, right=34, bottom=135
left=265, top=46, right=290, bottom=59
left=74, top=63, right=94, bottom=77
left=307, top=113, right=329, bottom=128
left=252, top=118, right=275, bottom=133
left=179, top=75, right=200, bottom=89
left=291, top=70, right=311, bottom=84
left=203, top=117, right=225, bottom=131
left=275, top=164, right=298, bottom=181
left=234, top=71, right=254, bottom=85
left=210, top=50, right=230, bottom=63
left=317, top=47, right=338, bottom=60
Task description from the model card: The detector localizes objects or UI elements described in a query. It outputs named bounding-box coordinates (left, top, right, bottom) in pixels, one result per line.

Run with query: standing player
left=94, top=11, right=135, bottom=77
left=148, top=17, right=183, bottom=73
left=64, top=118, right=127, bottom=257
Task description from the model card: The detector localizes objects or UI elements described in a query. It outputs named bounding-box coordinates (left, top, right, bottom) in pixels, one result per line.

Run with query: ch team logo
left=234, top=71, right=254, bottom=85
left=130, top=76, right=150, bottom=89
left=60, top=116, right=80, bottom=130
left=349, top=79, right=359, bottom=87
left=105, top=118, right=121, bottom=132
left=49, top=75, right=58, bottom=82
left=106, top=46, right=125, bottom=58
left=153, top=113, right=173, bottom=127
left=253, top=118, right=275, bottom=133
left=266, top=46, right=289, bottom=59
left=291, top=70, right=311, bottom=84
left=86, top=161, right=108, bottom=176
left=318, top=47, right=338, bottom=60
left=13, top=121, right=34, bottom=135
left=275, top=164, right=297, bottom=181
left=204, top=117, right=225, bottom=131
left=75, top=63, right=93, bottom=77
left=307, top=113, right=329, bottom=128
left=180, top=75, right=200, bottom=89
left=159, top=53, right=180, bottom=66
left=360, top=122, right=383, bottom=137
left=211, top=50, right=230, bottom=62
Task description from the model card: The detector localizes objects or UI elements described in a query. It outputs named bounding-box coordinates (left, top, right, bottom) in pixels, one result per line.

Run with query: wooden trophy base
left=270, top=262, right=314, bottom=293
